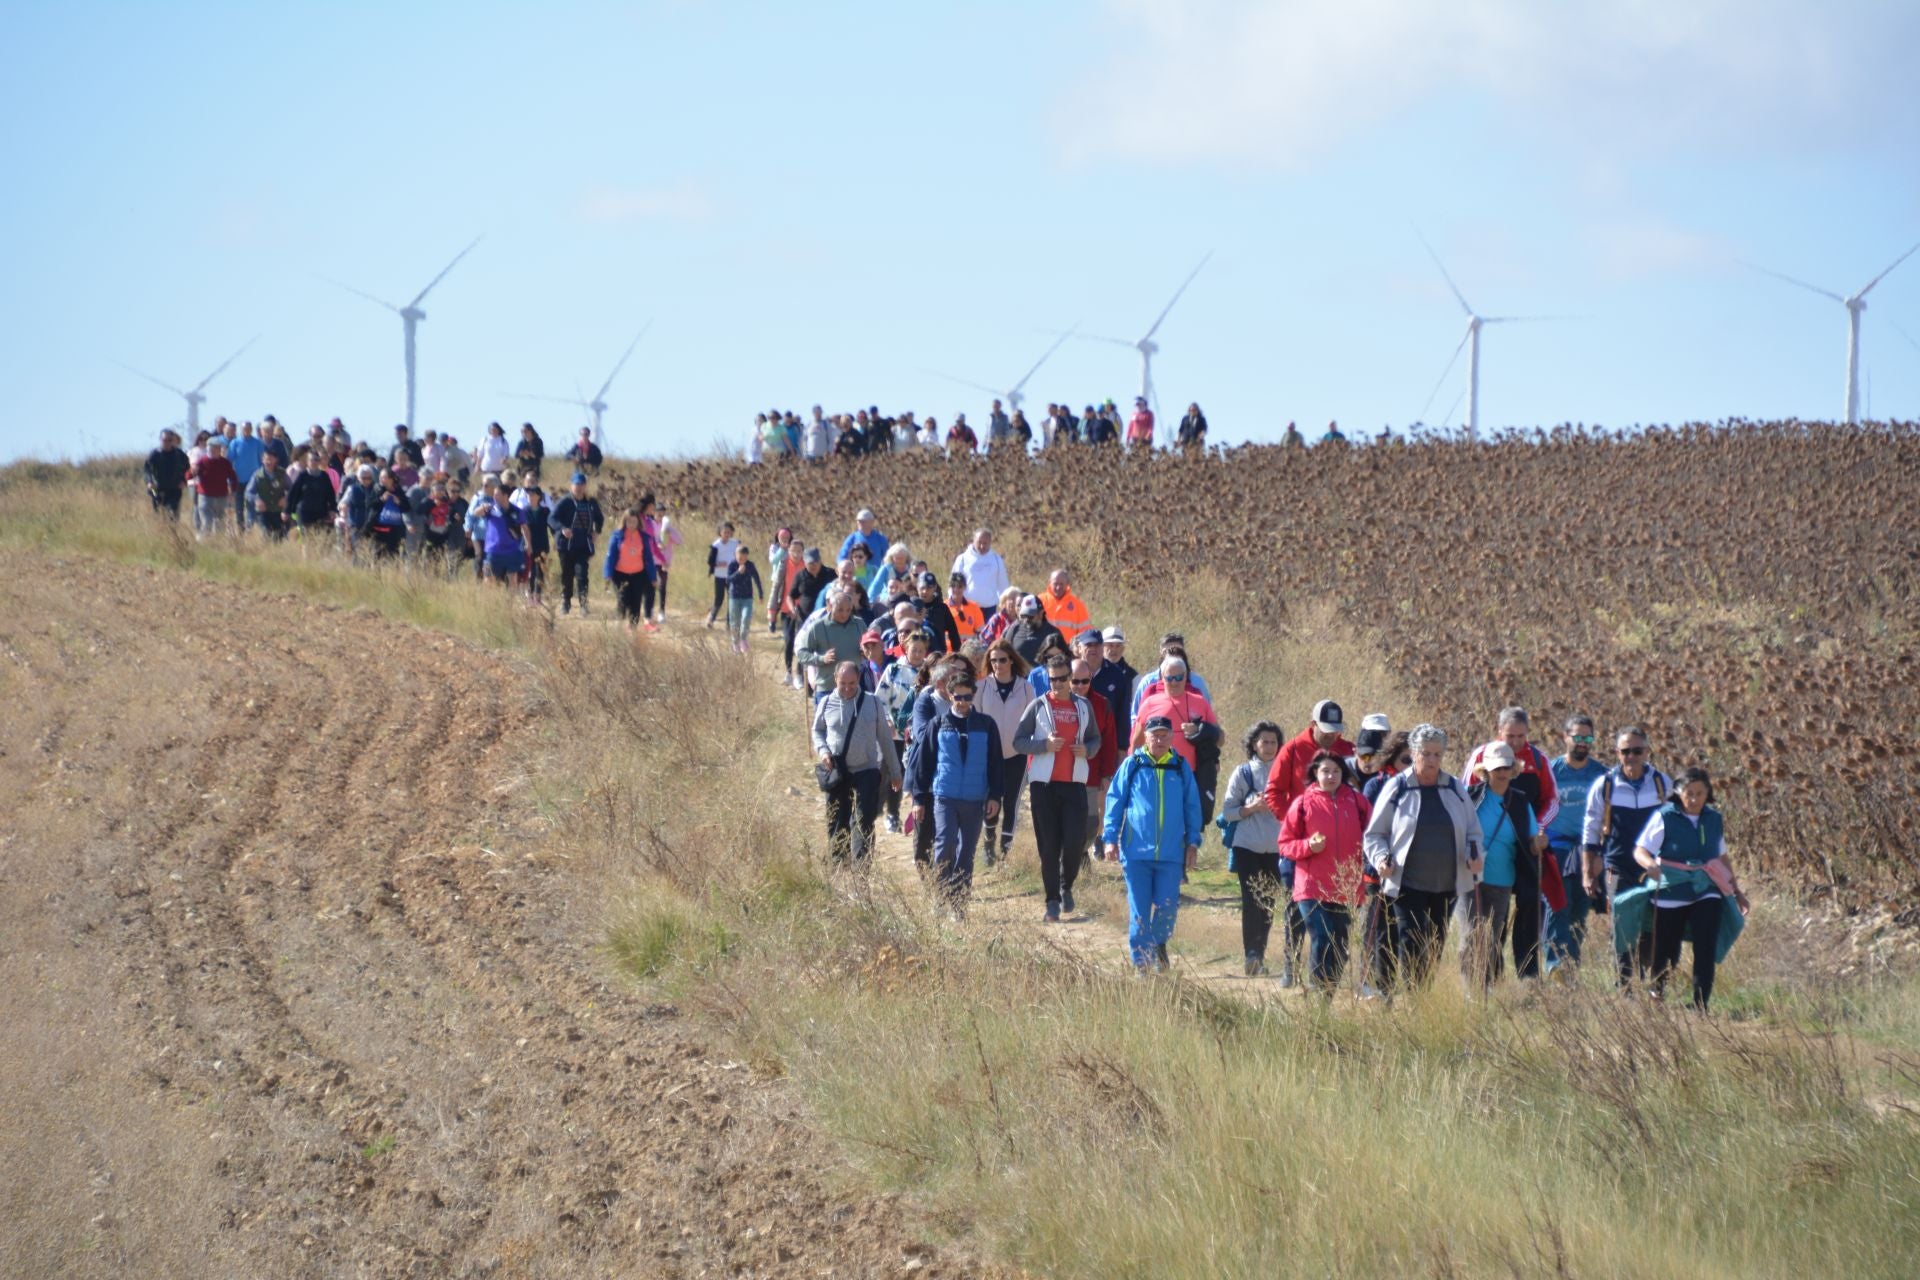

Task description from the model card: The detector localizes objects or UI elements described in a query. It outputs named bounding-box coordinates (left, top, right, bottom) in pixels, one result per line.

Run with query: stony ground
left=0, top=550, right=977, bottom=1279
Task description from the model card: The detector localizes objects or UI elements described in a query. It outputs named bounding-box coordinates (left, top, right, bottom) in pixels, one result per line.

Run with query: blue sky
left=4, top=0, right=1918, bottom=462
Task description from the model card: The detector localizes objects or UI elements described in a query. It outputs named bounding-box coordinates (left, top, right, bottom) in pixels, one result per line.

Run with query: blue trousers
left=1544, top=862, right=1591, bottom=969
left=1298, top=899, right=1352, bottom=989
left=1122, top=859, right=1184, bottom=968
left=933, top=798, right=986, bottom=903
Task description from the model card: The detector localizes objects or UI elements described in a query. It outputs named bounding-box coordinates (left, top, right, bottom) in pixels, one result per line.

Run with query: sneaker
left=1244, top=954, right=1266, bottom=978
left=1060, top=889, right=1075, bottom=916
left=885, top=816, right=901, bottom=835
left=1358, top=982, right=1382, bottom=1000
left=643, top=621, right=660, bottom=633
left=1278, top=963, right=1296, bottom=989
left=1044, top=904, right=1060, bottom=924
left=579, top=600, right=589, bottom=618
left=561, top=600, right=572, bottom=616
left=1153, top=945, right=1171, bottom=974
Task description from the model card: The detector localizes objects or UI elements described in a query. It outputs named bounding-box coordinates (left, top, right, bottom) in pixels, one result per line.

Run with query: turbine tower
left=1417, top=236, right=1557, bottom=442
left=114, top=335, right=259, bottom=436
left=1742, top=241, right=1920, bottom=425
left=507, top=321, right=653, bottom=450
left=329, top=236, right=482, bottom=433
left=1075, top=251, right=1212, bottom=443
left=927, top=324, right=1079, bottom=418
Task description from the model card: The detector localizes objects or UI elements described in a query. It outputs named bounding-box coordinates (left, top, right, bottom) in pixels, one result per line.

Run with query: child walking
left=725, top=544, right=763, bottom=652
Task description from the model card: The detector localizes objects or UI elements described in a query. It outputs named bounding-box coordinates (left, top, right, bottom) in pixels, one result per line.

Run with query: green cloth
left=1610, top=882, right=1744, bottom=963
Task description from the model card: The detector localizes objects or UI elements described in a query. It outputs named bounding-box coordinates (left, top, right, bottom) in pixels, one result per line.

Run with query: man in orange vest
left=944, top=570, right=986, bottom=639
left=1039, top=568, right=1092, bottom=644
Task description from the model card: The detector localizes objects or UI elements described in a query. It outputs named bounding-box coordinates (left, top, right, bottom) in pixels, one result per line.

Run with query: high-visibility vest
left=1041, top=590, right=1092, bottom=642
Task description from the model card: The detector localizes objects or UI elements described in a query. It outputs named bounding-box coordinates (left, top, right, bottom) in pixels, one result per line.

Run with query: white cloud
left=1057, top=0, right=1920, bottom=169
left=579, top=180, right=715, bottom=224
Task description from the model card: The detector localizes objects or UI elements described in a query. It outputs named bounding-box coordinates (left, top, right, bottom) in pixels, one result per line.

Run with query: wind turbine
left=1741, top=241, right=1920, bottom=424
left=1416, top=235, right=1560, bottom=442
left=113, top=335, right=259, bottom=436
left=328, top=236, right=482, bottom=433
left=926, top=324, right=1079, bottom=418
left=1074, top=251, right=1212, bottom=442
left=507, top=321, right=653, bottom=450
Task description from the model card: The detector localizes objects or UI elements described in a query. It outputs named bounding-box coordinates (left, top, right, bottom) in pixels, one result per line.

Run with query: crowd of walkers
left=138, top=424, right=1753, bottom=1007
left=790, top=507, right=1751, bottom=1006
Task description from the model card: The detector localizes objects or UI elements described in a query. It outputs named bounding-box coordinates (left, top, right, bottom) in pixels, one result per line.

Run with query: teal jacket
left=1103, top=748, right=1203, bottom=863
left=1611, top=882, right=1744, bottom=963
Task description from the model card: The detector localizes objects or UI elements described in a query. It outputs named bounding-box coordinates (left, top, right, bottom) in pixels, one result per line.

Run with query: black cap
left=1143, top=714, right=1174, bottom=732
left=917, top=571, right=939, bottom=588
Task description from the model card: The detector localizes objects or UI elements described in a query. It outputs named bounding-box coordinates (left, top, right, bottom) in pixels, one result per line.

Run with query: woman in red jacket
left=1279, top=751, right=1374, bottom=994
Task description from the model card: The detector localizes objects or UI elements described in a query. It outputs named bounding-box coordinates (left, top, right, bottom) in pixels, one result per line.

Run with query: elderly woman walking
left=810, top=661, right=902, bottom=863
left=1363, top=724, right=1485, bottom=989
left=1221, top=720, right=1289, bottom=978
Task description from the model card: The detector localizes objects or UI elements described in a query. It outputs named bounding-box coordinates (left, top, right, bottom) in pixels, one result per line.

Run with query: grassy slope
left=5, top=458, right=1918, bottom=1279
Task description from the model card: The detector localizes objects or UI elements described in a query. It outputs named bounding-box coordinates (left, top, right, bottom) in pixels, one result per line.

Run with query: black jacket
left=789, top=565, right=836, bottom=616
left=286, top=470, right=337, bottom=524
left=145, top=446, right=190, bottom=492
left=1004, top=617, right=1063, bottom=667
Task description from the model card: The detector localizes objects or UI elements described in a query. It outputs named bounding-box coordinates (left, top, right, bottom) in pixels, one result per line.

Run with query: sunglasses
left=951, top=694, right=975, bottom=704
left=1070, top=679, right=1092, bottom=687
left=1618, top=746, right=1646, bottom=756
left=1571, top=735, right=1595, bottom=744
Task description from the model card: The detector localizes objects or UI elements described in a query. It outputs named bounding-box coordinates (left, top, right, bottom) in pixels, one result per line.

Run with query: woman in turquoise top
left=1464, top=741, right=1537, bottom=990
left=1633, top=767, right=1750, bottom=1010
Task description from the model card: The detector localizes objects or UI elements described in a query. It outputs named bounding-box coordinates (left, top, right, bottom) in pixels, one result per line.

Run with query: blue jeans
left=932, top=797, right=986, bottom=903
left=727, top=596, right=753, bottom=644
left=1297, top=899, right=1352, bottom=989
left=1544, top=855, right=1591, bottom=970
left=1122, top=859, right=1184, bottom=968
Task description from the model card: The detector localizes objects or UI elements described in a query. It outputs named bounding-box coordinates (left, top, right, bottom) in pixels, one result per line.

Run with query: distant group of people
left=787, top=506, right=1750, bottom=1003
left=745, top=401, right=1376, bottom=461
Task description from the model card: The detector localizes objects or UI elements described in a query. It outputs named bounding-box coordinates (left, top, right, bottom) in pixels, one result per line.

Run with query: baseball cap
left=1142, top=715, right=1174, bottom=732
left=1103, top=626, right=1127, bottom=644
left=917, top=571, right=939, bottom=588
left=1355, top=713, right=1391, bottom=755
left=1073, top=628, right=1104, bottom=646
left=1312, top=699, right=1346, bottom=734
left=803, top=547, right=822, bottom=563
left=571, top=471, right=588, bottom=484
left=860, top=628, right=885, bottom=645
left=1481, top=741, right=1518, bottom=771
left=856, top=508, right=876, bottom=521
left=1019, top=594, right=1043, bottom=616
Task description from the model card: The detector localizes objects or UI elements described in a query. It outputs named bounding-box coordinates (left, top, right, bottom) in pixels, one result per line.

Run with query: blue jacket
left=838, top=529, right=888, bottom=565
left=1103, top=748, right=1203, bottom=863
left=549, top=496, right=605, bottom=554
left=910, top=710, right=1003, bottom=804
left=602, top=527, right=657, bottom=580
left=227, top=434, right=264, bottom=483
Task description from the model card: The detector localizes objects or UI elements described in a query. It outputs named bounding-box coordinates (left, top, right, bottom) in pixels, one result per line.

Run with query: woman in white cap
left=1463, top=740, right=1539, bottom=991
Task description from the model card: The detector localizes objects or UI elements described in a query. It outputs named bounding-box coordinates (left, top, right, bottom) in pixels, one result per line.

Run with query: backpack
left=1213, top=760, right=1254, bottom=850
left=1599, top=769, right=1668, bottom=842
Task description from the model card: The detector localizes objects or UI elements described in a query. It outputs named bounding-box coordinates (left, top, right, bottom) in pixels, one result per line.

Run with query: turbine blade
left=1890, top=319, right=1920, bottom=355
left=319, top=274, right=402, bottom=312
left=1072, top=332, right=1140, bottom=349
left=191, top=333, right=261, bottom=394
left=112, top=360, right=187, bottom=398
left=1853, top=240, right=1920, bottom=302
left=1481, top=314, right=1582, bottom=324
left=1010, top=321, right=1079, bottom=395
left=1416, top=230, right=1476, bottom=318
left=1417, top=327, right=1472, bottom=423
left=407, top=234, right=484, bottom=309
left=1739, top=260, right=1845, bottom=304
left=1141, top=250, right=1214, bottom=341
left=1440, top=385, right=1467, bottom=431
left=920, top=370, right=1005, bottom=397
left=594, top=319, right=653, bottom=402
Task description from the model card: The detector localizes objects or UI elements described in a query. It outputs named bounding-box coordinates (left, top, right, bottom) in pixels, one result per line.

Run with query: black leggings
left=1392, top=889, right=1454, bottom=988
left=1028, top=780, right=1087, bottom=907
left=982, top=755, right=1028, bottom=854
left=611, top=571, right=652, bottom=625
left=708, top=577, right=727, bottom=622
left=559, top=547, right=593, bottom=606
left=1234, top=851, right=1286, bottom=960
left=1652, top=897, right=1724, bottom=1010
left=782, top=614, right=799, bottom=674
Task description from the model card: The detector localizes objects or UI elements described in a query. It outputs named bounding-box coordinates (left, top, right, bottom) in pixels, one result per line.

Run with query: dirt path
left=0, top=550, right=968, bottom=1279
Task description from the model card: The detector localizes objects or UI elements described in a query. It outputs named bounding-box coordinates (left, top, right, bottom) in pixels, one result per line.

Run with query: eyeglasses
left=1618, top=746, right=1646, bottom=756
left=1070, top=679, right=1092, bottom=687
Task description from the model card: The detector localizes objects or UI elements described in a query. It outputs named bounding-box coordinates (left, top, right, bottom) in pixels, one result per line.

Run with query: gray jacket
left=1221, top=757, right=1280, bottom=854
left=811, top=690, right=902, bottom=783
left=1011, top=693, right=1101, bottom=785
left=1362, top=769, right=1486, bottom=897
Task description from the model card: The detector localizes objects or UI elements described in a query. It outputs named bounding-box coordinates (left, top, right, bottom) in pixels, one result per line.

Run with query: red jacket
left=1278, top=785, right=1373, bottom=905
left=1264, top=726, right=1355, bottom=830
left=192, top=455, right=239, bottom=499
left=1085, top=695, right=1118, bottom=787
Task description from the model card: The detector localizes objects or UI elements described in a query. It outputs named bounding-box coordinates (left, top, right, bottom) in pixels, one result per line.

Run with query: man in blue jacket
left=911, top=672, right=1003, bottom=917
left=838, top=508, right=889, bottom=566
left=1103, top=715, right=1203, bottom=972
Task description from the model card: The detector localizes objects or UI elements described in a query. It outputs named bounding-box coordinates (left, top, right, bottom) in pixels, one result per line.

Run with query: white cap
left=1103, top=626, right=1127, bottom=644
left=1311, top=699, right=1345, bottom=735
left=1480, top=741, right=1518, bottom=772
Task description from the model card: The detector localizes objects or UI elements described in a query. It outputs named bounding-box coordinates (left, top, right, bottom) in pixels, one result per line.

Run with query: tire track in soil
left=0, top=550, right=978, bottom=1279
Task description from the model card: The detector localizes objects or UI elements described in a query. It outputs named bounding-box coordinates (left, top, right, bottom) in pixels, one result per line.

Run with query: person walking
left=1176, top=403, right=1208, bottom=450
left=365, top=469, right=412, bottom=559
left=245, top=450, right=290, bottom=539
left=188, top=437, right=238, bottom=533
left=1545, top=714, right=1610, bottom=972
left=837, top=508, right=889, bottom=565
left=653, top=504, right=685, bottom=615
left=785, top=549, right=835, bottom=689
left=1630, top=767, right=1750, bottom=1011
left=1221, top=721, right=1287, bottom=978
left=1581, top=726, right=1673, bottom=991
left=603, top=508, right=658, bottom=630
left=877, top=628, right=932, bottom=834
left=1264, top=699, right=1355, bottom=821
left=1131, top=657, right=1223, bottom=822
left=724, top=544, right=764, bottom=653
left=811, top=661, right=902, bottom=864
left=1102, top=716, right=1204, bottom=973
left=950, top=528, right=1010, bottom=610
left=976, top=639, right=1034, bottom=863
left=1362, top=724, right=1485, bottom=990
left=548, top=474, right=605, bottom=617
left=144, top=429, right=191, bottom=518
left=1280, top=751, right=1374, bottom=994
left=285, top=450, right=337, bottom=535
left=1462, top=741, right=1541, bottom=992
left=910, top=670, right=1003, bottom=915
left=768, top=527, right=797, bottom=632
left=705, top=521, right=740, bottom=627
left=795, top=588, right=868, bottom=702
left=1038, top=569, right=1093, bottom=644
left=1013, top=656, right=1102, bottom=923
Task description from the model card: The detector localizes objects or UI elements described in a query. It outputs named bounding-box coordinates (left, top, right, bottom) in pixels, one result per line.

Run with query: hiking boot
left=1244, top=954, right=1266, bottom=978
left=1153, top=945, right=1170, bottom=974
left=579, top=600, right=589, bottom=618
left=1060, top=889, right=1075, bottom=916
left=561, top=600, right=571, bottom=616
left=1044, top=902, right=1061, bottom=924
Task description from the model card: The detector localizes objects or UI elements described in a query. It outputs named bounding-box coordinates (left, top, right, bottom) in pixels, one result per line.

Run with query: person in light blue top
left=1544, top=713, right=1610, bottom=970
left=1464, top=740, right=1538, bottom=990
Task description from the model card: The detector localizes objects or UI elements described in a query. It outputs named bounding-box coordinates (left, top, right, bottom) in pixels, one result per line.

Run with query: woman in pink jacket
left=1278, top=752, right=1374, bottom=993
